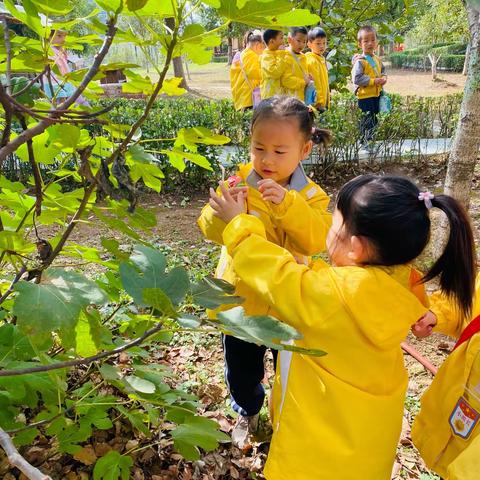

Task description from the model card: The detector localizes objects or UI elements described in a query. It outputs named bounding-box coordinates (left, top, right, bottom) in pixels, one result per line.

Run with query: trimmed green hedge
left=211, top=55, right=228, bottom=63
left=389, top=52, right=465, bottom=72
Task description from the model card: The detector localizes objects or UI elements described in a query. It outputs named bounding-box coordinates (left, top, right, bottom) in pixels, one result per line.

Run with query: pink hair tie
left=418, top=191, right=434, bottom=209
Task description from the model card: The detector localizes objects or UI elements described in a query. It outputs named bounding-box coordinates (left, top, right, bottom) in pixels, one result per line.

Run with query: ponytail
left=423, top=195, right=476, bottom=318
left=311, top=127, right=332, bottom=149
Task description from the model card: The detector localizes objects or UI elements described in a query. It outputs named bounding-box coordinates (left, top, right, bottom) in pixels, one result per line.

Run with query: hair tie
left=418, top=191, right=434, bottom=209
left=311, top=127, right=316, bottom=134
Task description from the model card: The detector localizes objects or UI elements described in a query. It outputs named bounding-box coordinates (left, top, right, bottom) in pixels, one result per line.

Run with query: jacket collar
left=245, top=163, right=309, bottom=192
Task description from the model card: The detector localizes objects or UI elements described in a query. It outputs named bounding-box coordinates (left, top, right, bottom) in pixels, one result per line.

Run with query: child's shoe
left=231, top=413, right=259, bottom=451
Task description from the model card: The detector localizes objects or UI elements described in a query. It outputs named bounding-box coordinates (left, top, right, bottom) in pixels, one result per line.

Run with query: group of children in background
left=204, top=24, right=480, bottom=480
left=230, top=25, right=387, bottom=143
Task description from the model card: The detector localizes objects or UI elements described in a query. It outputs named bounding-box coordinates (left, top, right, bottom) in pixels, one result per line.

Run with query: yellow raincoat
left=281, top=50, right=308, bottom=101
left=222, top=214, right=428, bottom=480
left=230, top=48, right=261, bottom=110
left=412, top=277, right=480, bottom=480
left=305, top=51, right=330, bottom=109
left=197, top=162, right=331, bottom=318
left=260, top=49, right=287, bottom=99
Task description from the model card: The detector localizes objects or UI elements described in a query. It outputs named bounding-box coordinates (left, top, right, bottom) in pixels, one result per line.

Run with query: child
left=352, top=25, right=387, bottom=144
left=282, top=27, right=311, bottom=102
left=306, top=27, right=330, bottom=111
left=260, top=30, right=287, bottom=99
left=230, top=31, right=264, bottom=110
left=198, top=96, right=332, bottom=450
left=209, top=175, right=475, bottom=479
left=411, top=278, right=480, bottom=480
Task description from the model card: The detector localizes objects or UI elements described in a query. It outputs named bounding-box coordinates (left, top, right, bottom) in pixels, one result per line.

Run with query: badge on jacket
left=449, top=397, right=479, bottom=439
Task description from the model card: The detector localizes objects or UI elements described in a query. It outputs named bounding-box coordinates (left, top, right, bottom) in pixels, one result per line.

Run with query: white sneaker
left=231, top=414, right=259, bottom=451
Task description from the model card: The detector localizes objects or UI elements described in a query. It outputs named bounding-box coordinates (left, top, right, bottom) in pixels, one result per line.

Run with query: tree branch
left=0, top=427, right=52, bottom=480
left=0, top=16, right=118, bottom=166
left=2, top=17, right=12, bottom=96
left=0, top=321, right=164, bottom=377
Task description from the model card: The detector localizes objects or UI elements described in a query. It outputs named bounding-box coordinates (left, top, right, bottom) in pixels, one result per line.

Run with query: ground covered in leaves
left=2, top=156, right=479, bottom=480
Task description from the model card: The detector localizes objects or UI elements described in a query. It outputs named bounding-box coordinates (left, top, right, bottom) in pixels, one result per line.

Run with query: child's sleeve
left=429, top=290, right=469, bottom=338
left=281, top=55, right=306, bottom=92
left=244, top=51, right=261, bottom=88
left=197, top=195, right=228, bottom=245
left=268, top=187, right=331, bottom=255
left=223, top=213, right=334, bottom=331
left=352, top=60, right=373, bottom=87
left=261, top=52, right=286, bottom=80
left=306, top=56, right=326, bottom=107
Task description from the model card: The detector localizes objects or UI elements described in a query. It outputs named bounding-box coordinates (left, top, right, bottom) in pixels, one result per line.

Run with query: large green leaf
left=0, top=325, right=37, bottom=365
left=13, top=269, right=108, bottom=337
left=30, top=0, right=73, bottom=15
left=190, top=277, right=243, bottom=309
left=171, top=415, right=229, bottom=460
left=217, top=0, right=320, bottom=27
left=3, top=0, right=44, bottom=37
left=216, top=307, right=327, bottom=356
left=120, top=245, right=190, bottom=307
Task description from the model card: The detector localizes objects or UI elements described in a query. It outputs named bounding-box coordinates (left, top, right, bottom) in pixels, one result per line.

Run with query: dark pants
left=358, top=96, right=380, bottom=143
left=222, top=334, right=278, bottom=416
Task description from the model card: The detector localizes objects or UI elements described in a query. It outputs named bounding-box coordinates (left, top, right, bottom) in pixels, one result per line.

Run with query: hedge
left=389, top=52, right=465, bottom=72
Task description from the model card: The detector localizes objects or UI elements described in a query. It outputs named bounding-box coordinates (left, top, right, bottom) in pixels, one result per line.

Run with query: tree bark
left=165, top=17, right=187, bottom=89
left=443, top=5, right=480, bottom=209
left=463, top=42, right=470, bottom=75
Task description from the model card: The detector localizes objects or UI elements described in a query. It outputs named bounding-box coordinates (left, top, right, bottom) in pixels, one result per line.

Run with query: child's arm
left=281, top=55, right=307, bottom=92
left=261, top=52, right=286, bottom=80
left=259, top=180, right=331, bottom=255
left=351, top=59, right=372, bottom=87
left=197, top=203, right=227, bottom=245
left=244, top=51, right=261, bottom=87
left=306, top=56, right=327, bottom=107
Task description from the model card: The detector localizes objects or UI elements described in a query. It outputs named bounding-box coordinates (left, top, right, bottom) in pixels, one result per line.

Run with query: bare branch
left=0, top=427, right=52, bottom=480
left=0, top=81, right=13, bottom=147
left=2, top=17, right=12, bottom=96
left=0, top=266, right=26, bottom=306
left=0, top=321, right=164, bottom=377
left=11, top=68, right=47, bottom=98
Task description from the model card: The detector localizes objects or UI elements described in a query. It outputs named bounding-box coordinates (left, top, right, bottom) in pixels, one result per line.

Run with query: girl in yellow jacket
left=209, top=175, right=475, bottom=480
left=230, top=31, right=264, bottom=110
left=411, top=276, right=480, bottom=480
left=198, top=96, right=332, bottom=451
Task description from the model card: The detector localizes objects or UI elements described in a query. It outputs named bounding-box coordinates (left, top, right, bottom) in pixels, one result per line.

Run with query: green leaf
left=0, top=325, right=37, bottom=365
left=126, top=0, right=149, bottom=11
left=75, top=311, right=99, bottom=357
left=191, top=277, right=243, bottom=309
left=94, top=451, right=133, bottom=480
left=13, top=269, right=107, bottom=337
left=124, top=375, right=156, bottom=394
left=3, top=0, right=44, bottom=37
left=30, top=0, right=73, bottom=15
left=176, top=313, right=202, bottom=329
left=160, top=77, right=187, bottom=96
left=171, top=416, right=229, bottom=461
left=120, top=246, right=190, bottom=306
left=94, top=0, right=122, bottom=12
left=0, top=231, right=35, bottom=255
left=115, top=405, right=150, bottom=436
left=143, top=288, right=177, bottom=318
left=13, top=427, right=39, bottom=447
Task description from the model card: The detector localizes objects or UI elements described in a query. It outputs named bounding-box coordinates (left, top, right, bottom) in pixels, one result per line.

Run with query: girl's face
left=251, top=117, right=312, bottom=187
left=326, top=209, right=352, bottom=266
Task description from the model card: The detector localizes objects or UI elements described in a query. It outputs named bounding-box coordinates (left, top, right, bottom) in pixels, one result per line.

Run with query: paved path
left=217, top=138, right=452, bottom=166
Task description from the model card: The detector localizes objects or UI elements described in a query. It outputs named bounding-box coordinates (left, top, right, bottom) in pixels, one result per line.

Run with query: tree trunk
left=165, top=17, right=188, bottom=89
left=443, top=4, right=480, bottom=209
left=428, top=53, right=441, bottom=80
left=227, top=24, right=233, bottom=65
left=463, top=43, right=470, bottom=75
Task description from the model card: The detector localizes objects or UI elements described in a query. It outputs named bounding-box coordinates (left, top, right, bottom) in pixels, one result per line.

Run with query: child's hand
left=209, top=183, right=246, bottom=223
left=257, top=179, right=287, bottom=204
left=374, top=77, right=387, bottom=86
left=411, top=311, right=437, bottom=339
left=228, top=186, right=248, bottom=202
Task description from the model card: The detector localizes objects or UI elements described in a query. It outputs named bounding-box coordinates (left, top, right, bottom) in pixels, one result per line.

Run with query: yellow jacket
left=352, top=54, right=384, bottom=100
left=230, top=48, right=261, bottom=110
left=281, top=50, right=308, bottom=101
left=222, top=214, right=428, bottom=480
left=260, top=49, right=287, bottom=99
left=197, top=163, right=331, bottom=318
left=305, top=51, right=330, bottom=108
left=412, top=277, right=480, bottom=480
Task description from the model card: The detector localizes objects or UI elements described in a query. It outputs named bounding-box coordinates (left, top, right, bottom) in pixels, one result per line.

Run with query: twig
left=0, top=82, right=13, bottom=147
left=0, top=16, right=119, bottom=165
left=0, top=321, right=165, bottom=377
left=2, top=17, right=12, bottom=96
left=0, top=266, right=26, bottom=306
left=11, top=68, right=47, bottom=98
left=0, top=427, right=52, bottom=479
left=19, top=115, right=43, bottom=216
